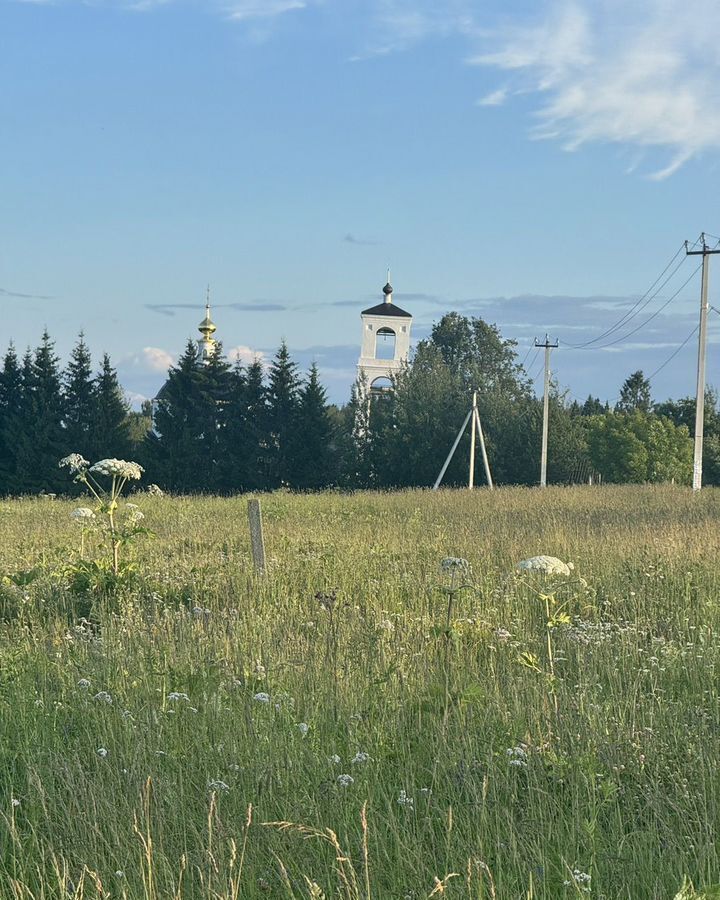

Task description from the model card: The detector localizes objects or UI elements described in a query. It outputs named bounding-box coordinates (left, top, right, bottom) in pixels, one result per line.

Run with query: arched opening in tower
left=375, top=327, right=396, bottom=360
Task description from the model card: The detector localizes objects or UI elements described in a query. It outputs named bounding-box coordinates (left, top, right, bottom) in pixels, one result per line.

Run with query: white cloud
left=121, top=346, right=175, bottom=373
left=469, top=0, right=720, bottom=178
left=226, top=0, right=306, bottom=22
left=477, top=87, right=508, bottom=107
left=227, top=344, right=265, bottom=365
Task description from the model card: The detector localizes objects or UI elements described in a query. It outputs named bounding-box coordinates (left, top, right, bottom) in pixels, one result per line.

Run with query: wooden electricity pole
left=685, top=234, right=720, bottom=491
left=535, top=335, right=558, bottom=488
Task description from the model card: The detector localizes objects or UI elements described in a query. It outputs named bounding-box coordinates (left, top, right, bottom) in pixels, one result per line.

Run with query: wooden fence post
left=247, top=498, right=266, bottom=574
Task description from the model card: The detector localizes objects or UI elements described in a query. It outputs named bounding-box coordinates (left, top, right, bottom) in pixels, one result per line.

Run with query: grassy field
left=1, top=485, right=720, bottom=899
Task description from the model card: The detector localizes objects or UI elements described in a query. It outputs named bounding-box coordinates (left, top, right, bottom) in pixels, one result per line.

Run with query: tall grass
left=0, top=486, right=719, bottom=898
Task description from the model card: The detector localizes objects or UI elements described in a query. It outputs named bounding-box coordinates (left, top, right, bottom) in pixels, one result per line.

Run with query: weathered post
left=247, top=498, right=266, bottom=574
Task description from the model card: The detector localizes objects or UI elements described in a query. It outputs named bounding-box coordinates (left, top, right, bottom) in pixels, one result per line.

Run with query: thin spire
left=206, top=283, right=211, bottom=312
left=383, top=268, right=393, bottom=304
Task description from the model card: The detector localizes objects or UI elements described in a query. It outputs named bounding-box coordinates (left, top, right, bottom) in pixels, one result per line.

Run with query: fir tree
left=64, top=333, right=95, bottom=457
left=0, top=345, right=24, bottom=492
left=12, top=333, right=66, bottom=493
left=266, top=341, right=300, bottom=488
left=293, top=363, right=335, bottom=489
left=143, top=341, right=206, bottom=492
left=196, top=344, right=232, bottom=492
left=89, top=354, right=132, bottom=461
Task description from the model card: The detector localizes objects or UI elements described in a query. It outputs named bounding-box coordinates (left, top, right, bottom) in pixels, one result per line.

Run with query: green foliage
left=587, top=410, right=692, bottom=483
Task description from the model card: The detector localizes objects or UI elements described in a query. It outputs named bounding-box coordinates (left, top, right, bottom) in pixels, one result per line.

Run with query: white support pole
left=433, top=409, right=473, bottom=491
left=474, top=408, right=494, bottom=490
left=694, top=248, right=710, bottom=491
left=469, top=391, right=477, bottom=490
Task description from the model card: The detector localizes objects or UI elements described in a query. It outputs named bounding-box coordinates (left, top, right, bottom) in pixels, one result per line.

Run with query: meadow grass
left=1, top=485, right=720, bottom=899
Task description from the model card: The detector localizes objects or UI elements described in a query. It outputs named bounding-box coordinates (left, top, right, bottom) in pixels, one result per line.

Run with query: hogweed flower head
left=351, top=751, right=370, bottom=765
left=59, top=454, right=89, bottom=474
left=253, top=692, right=271, bottom=704
left=208, top=779, right=230, bottom=793
left=89, top=459, right=144, bottom=480
left=337, top=774, right=354, bottom=788
left=71, top=507, right=96, bottom=524
left=441, top=557, right=470, bottom=575
left=516, top=556, right=574, bottom=577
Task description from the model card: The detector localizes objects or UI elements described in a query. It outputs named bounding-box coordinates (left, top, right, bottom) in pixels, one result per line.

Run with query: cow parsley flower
left=516, top=556, right=574, bottom=577
left=71, top=507, right=96, bottom=523
left=329, top=754, right=342, bottom=765
left=297, top=722, right=309, bottom=737
left=97, top=747, right=108, bottom=758
left=351, top=751, right=370, bottom=765
left=208, top=780, right=230, bottom=793
left=397, top=790, right=414, bottom=808
left=93, top=691, right=112, bottom=704
left=77, top=678, right=91, bottom=690
left=506, top=746, right=529, bottom=768
left=253, top=692, right=271, bottom=704
left=59, top=454, right=89, bottom=473
left=89, top=459, right=144, bottom=480
left=147, top=483, right=164, bottom=496
left=564, top=868, right=591, bottom=892
left=11, top=798, right=20, bottom=808
left=337, top=774, right=354, bottom=788
left=168, top=692, right=190, bottom=702
left=441, top=557, right=470, bottom=574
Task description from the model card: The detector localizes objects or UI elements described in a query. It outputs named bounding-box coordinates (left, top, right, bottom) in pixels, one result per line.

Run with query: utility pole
left=685, top=234, right=720, bottom=491
left=535, top=334, right=558, bottom=488
left=469, top=391, right=477, bottom=489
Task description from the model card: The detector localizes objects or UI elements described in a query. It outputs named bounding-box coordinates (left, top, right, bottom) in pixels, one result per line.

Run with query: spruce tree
left=0, top=345, right=24, bottom=493
left=90, top=354, right=132, bottom=461
left=11, top=333, right=66, bottom=493
left=196, top=344, right=232, bottom=492
left=293, top=363, right=335, bottom=489
left=266, top=341, right=300, bottom=488
left=143, top=341, right=205, bottom=492
left=64, top=333, right=95, bottom=457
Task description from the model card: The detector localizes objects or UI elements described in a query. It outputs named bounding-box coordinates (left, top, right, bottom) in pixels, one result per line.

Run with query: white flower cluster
left=506, top=746, right=529, bottom=768
left=328, top=754, right=342, bottom=765
left=93, top=691, right=113, bottom=704
left=77, top=678, right=91, bottom=690
left=147, top=483, right=164, bottom=496
left=397, top=790, right=414, bottom=809
left=441, top=557, right=470, bottom=574
left=564, top=868, right=591, bottom=892
left=125, top=503, right=145, bottom=525
left=208, top=779, right=230, bottom=793
left=97, top=748, right=108, bottom=758
left=516, top=556, right=574, bottom=577
left=351, top=751, right=370, bottom=765
left=297, top=722, right=309, bottom=736
left=89, top=459, right=144, bottom=480
left=168, top=692, right=190, bottom=702
left=337, top=774, right=354, bottom=788
left=71, top=507, right=96, bottom=524
left=59, top=454, right=89, bottom=473
left=253, top=692, right=271, bottom=704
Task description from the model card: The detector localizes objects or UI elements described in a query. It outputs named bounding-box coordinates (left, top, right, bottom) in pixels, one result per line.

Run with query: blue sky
left=2, top=0, right=719, bottom=406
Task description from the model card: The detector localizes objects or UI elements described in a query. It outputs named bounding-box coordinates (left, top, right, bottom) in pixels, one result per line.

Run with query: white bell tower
left=357, top=274, right=412, bottom=393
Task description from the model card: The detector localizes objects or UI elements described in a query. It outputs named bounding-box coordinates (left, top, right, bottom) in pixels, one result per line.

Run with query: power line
left=565, top=243, right=687, bottom=349
left=645, top=325, right=699, bottom=381
left=576, top=263, right=702, bottom=351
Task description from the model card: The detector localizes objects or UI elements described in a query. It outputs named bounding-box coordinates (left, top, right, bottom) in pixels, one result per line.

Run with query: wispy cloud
left=0, top=287, right=54, bottom=300
left=469, top=0, right=720, bottom=178
left=226, top=0, right=306, bottom=22
left=145, top=301, right=286, bottom=316
left=343, top=233, right=379, bottom=246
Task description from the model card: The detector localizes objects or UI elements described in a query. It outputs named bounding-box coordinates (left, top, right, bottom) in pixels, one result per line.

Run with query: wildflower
left=506, top=746, right=528, bottom=768
left=377, top=618, right=395, bottom=632
left=93, top=691, right=112, bottom=704
left=89, top=459, right=144, bottom=480
left=11, top=798, right=20, bottom=808
left=329, top=754, right=342, bottom=765
left=208, top=779, right=230, bottom=793
left=168, top=692, right=190, bottom=702
left=125, top=505, right=145, bottom=525
left=351, top=751, right=370, bottom=765
left=441, top=557, right=469, bottom=574
left=516, top=556, right=574, bottom=577
left=297, top=722, right=309, bottom=737
left=71, top=507, right=96, bottom=523
left=563, top=868, right=591, bottom=892
left=115, top=871, right=125, bottom=878
left=397, top=790, right=414, bottom=808
left=337, top=774, right=354, bottom=788
left=147, top=483, right=164, bottom=496
left=254, top=660, right=266, bottom=680
left=97, top=748, right=108, bottom=758
left=77, top=678, right=91, bottom=690
left=315, top=590, right=338, bottom=612
left=253, top=692, right=271, bottom=704
left=420, top=787, right=432, bottom=797
left=495, top=628, right=512, bottom=641
left=59, top=454, right=89, bottom=473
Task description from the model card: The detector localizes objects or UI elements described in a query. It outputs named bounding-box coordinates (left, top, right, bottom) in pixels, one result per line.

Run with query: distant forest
left=1, top=313, right=718, bottom=495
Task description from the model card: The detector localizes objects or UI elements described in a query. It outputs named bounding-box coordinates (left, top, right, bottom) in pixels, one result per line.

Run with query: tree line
left=1, top=314, right=718, bottom=496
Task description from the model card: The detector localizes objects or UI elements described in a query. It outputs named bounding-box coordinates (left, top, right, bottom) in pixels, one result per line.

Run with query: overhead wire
left=564, top=242, right=688, bottom=349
